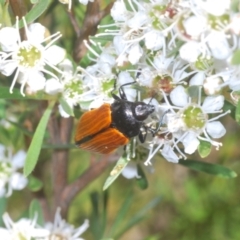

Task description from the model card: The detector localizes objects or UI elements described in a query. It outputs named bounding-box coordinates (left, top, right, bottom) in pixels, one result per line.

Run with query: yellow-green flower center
left=182, top=105, right=206, bottom=130
left=208, top=14, right=230, bottom=30
left=194, top=54, right=213, bottom=71
left=149, top=5, right=167, bottom=30
left=17, top=43, right=42, bottom=68
left=0, top=162, right=12, bottom=179
left=49, top=233, right=67, bottom=240
left=65, top=79, right=84, bottom=98
left=17, top=232, right=28, bottom=240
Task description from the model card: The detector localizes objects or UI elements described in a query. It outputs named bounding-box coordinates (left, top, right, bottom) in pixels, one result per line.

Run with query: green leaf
left=136, top=164, right=148, bottom=190
left=19, top=0, right=51, bottom=27
left=235, top=100, right=240, bottom=124
left=231, top=49, right=240, bottom=65
left=28, top=175, right=43, bottom=192
left=24, top=101, right=55, bottom=176
left=29, top=199, right=44, bottom=226
left=198, top=140, right=212, bottom=158
left=103, top=155, right=129, bottom=191
left=59, top=97, right=74, bottom=117
left=179, top=159, right=237, bottom=178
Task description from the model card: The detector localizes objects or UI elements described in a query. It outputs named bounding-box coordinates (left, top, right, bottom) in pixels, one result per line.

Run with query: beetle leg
left=153, top=110, right=170, bottom=134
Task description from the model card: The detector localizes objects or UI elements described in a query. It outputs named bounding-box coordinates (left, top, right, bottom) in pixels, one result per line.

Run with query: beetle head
left=133, top=102, right=155, bottom=121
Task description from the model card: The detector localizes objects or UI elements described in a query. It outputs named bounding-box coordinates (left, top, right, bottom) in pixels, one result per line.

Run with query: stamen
left=9, top=68, right=20, bottom=94
left=44, top=32, right=62, bottom=50
left=208, top=110, right=230, bottom=122
left=83, top=40, right=100, bottom=58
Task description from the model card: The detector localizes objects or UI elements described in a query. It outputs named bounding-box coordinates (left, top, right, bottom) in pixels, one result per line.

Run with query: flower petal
left=26, top=72, right=46, bottom=91
left=0, top=27, right=18, bottom=51
left=121, top=162, right=138, bottom=179
left=170, top=85, right=188, bottom=107
left=181, top=132, right=199, bottom=154
left=161, top=144, right=179, bottom=163
left=45, top=78, right=63, bottom=95
left=44, top=45, right=66, bottom=65
left=202, top=95, right=224, bottom=112
left=12, top=150, right=26, bottom=169
left=10, top=172, right=28, bottom=190
left=206, top=121, right=226, bottom=138
left=28, top=23, right=46, bottom=43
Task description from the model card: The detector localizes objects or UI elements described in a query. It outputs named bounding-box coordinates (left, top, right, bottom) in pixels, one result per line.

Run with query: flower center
left=16, top=41, right=42, bottom=68
left=0, top=162, right=12, bottom=179
left=17, top=232, right=28, bottom=240
left=153, top=75, right=173, bottom=93
left=194, top=54, right=213, bottom=71
left=149, top=5, right=167, bottom=30
left=49, top=233, right=67, bottom=240
left=182, top=105, right=207, bottom=131
left=65, top=79, right=84, bottom=99
left=208, top=14, right=229, bottom=30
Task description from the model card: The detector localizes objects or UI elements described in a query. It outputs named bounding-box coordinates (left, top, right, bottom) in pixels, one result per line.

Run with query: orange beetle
left=75, top=82, right=155, bottom=154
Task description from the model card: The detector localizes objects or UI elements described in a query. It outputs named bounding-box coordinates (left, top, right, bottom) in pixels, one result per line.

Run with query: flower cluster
left=0, top=209, right=89, bottom=240
left=1, top=0, right=239, bottom=165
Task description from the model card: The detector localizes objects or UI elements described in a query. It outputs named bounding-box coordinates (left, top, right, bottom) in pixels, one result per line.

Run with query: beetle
left=74, top=81, right=155, bottom=154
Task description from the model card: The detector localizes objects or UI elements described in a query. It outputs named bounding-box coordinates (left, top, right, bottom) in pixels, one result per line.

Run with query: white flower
left=0, top=213, right=49, bottom=240
left=0, top=145, right=28, bottom=197
left=44, top=208, right=89, bottom=240
left=168, top=86, right=228, bottom=154
left=0, top=17, right=65, bottom=96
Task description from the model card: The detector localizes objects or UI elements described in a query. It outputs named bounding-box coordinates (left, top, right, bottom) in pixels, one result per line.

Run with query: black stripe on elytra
left=75, top=128, right=108, bottom=146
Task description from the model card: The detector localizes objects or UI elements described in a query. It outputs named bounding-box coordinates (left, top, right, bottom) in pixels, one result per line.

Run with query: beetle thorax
left=110, top=100, right=154, bottom=138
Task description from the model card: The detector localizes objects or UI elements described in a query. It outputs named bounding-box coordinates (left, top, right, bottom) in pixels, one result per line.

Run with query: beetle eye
left=134, top=103, right=155, bottom=121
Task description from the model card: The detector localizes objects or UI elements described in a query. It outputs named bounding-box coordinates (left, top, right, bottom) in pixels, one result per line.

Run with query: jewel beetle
left=74, top=81, right=155, bottom=154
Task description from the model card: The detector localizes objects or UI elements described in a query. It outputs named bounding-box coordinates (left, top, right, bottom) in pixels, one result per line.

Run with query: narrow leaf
left=235, top=100, right=240, bottom=124
left=24, top=101, right=55, bottom=176
left=198, top=140, right=211, bottom=158
left=19, top=0, right=51, bottom=27
left=29, top=199, right=44, bottom=226
left=103, top=155, right=129, bottom=191
left=179, top=159, right=237, bottom=178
